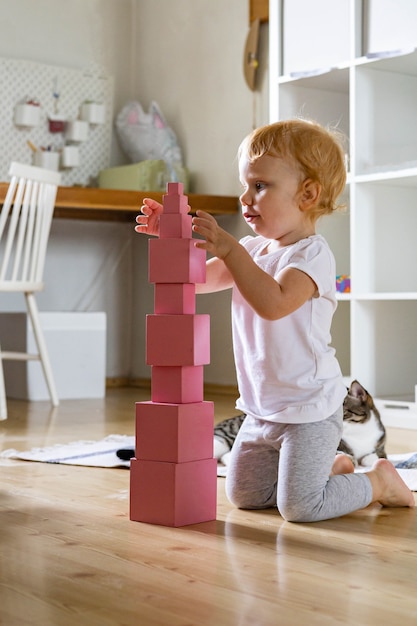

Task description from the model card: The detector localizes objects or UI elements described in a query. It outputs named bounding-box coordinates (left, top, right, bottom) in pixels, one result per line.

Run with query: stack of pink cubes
left=130, top=182, right=217, bottom=527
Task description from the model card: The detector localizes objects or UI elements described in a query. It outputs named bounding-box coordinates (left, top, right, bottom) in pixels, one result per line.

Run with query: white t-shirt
left=232, top=234, right=346, bottom=424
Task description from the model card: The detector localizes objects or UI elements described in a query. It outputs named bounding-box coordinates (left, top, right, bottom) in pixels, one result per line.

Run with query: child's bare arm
left=192, top=210, right=316, bottom=320
left=196, top=257, right=234, bottom=294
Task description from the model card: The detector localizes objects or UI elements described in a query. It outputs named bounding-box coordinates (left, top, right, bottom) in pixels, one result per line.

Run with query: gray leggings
left=225, top=407, right=373, bottom=523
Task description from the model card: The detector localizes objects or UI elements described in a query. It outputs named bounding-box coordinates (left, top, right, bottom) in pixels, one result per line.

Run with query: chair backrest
left=0, top=162, right=61, bottom=289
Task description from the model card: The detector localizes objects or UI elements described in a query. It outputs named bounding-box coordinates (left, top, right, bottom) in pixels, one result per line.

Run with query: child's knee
left=278, top=498, right=320, bottom=523
left=225, top=484, right=254, bottom=510
left=226, top=481, right=275, bottom=510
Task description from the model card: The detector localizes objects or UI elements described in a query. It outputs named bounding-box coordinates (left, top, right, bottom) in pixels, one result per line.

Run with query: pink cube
left=148, top=239, right=206, bottom=284
left=162, top=194, right=190, bottom=214
left=130, top=457, right=217, bottom=526
left=166, top=182, right=184, bottom=194
left=146, top=314, right=210, bottom=366
left=154, top=284, right=196, bottom=314
left=160, top=213, right=192, bottom=238
left=151, top=365, right=204, bottom=403
left=162, top=183, right=189, bottom=215
left=135, top=400, right=214, bottom=462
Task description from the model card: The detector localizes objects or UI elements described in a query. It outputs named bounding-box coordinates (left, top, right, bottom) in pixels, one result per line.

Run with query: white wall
left=0, top=0, right=269, bottom=386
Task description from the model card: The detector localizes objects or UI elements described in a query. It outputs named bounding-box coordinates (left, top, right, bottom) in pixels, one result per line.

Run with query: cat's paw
left=360, top=453, right=378, bottom=467
left=221, top=451, right=232, bottom=466
left=214, top=437, right=230, bottom=461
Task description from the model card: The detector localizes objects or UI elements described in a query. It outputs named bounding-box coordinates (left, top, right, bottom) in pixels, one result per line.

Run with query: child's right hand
left=135, top=198, right=163, bottom=236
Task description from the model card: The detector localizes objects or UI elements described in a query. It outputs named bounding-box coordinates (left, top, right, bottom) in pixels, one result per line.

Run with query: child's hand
left=192, top=210, right=236, bottom=260
left=135, top=198, right=163, bottom=236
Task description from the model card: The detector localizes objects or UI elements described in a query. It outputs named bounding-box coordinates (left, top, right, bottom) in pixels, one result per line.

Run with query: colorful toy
left=336, top=274, right=350, bottom=293
left=130, top=182, right=217, bottom=527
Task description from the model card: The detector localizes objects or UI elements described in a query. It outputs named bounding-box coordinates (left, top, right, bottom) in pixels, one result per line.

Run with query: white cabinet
left=269, top=0, right=417, bottom=426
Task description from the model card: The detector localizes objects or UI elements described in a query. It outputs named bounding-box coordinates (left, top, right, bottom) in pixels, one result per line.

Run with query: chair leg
left=25, top=293, right=59, bottom=407
left=0, top=353, right=8, bottom=420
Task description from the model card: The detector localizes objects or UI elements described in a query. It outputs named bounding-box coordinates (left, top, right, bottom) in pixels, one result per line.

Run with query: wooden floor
left=1, top=387, right=417, bottom=626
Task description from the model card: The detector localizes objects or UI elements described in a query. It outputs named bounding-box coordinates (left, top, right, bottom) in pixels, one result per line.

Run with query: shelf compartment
left=277, top=69, right=350, bottom=140
left=364, top=1, right=417, bottom=60
left=354, top=53, right=417, bottom=174
left=281, top=0, right=351, bottom=77
left=351, top=300, right=417, bottom=399
left=352, top=181, right=417, bottom=293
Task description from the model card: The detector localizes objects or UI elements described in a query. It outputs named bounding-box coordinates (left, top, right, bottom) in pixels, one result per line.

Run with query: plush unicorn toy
left=115, top=100, right=184, bottom=182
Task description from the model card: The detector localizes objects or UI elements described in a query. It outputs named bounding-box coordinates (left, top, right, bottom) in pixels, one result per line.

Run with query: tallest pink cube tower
left=130, top=182, right=217, bottom=527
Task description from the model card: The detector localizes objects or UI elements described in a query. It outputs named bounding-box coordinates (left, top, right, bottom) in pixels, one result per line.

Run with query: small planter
left=65, top=120, right=89, bottom=143
left=61, top=145, right=80, bottom=169
left=14, top=103, right=41, bottom=127
left=33, top=150, right=60, bottom=171
left=80, top=102, right=106, bottom=125
left=48, top=114, right=67, bottom=133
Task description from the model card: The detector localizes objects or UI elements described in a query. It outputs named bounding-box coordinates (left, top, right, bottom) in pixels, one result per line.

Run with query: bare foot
left=367, top=458, right=415, bottom=508
left=330, top=454, right=355, bottom=476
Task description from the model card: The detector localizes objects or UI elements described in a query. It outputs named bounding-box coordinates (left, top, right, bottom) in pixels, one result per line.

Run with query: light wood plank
left=1, top=388, right=417, bottom=625
left=0, top=184, right=239, bottom=222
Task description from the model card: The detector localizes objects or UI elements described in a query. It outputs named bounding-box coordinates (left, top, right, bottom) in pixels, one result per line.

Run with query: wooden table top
left=0, top=183, right=239, bottom=222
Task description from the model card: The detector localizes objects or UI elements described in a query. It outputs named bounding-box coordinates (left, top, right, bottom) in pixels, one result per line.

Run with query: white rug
left=0, top=434, right=134, bottom=469
left=2, top=437, right=417, bottom=489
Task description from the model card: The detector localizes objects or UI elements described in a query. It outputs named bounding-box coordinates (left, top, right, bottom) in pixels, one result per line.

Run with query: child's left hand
left=192, top=210, right=237, bottom=260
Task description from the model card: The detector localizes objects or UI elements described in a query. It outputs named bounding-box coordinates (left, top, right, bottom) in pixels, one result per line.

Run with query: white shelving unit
left=269, top=0, right=417, bottom=428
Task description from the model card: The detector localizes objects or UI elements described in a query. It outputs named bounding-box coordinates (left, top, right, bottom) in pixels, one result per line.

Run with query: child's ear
left=299, top=179, right=321, bottom=210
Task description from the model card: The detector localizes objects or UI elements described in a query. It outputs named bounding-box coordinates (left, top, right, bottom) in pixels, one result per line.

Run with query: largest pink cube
left=130, top=457, right=217, bottom=527
left=146, top=314, right=210, bottom=366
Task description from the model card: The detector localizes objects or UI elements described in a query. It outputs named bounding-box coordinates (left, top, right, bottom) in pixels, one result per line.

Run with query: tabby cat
left=338, top=379, right=386, bottom=466
left=213, top=380, right=387, bottom=468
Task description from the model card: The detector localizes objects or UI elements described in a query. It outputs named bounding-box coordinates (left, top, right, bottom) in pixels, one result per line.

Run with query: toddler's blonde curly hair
left=238, top=118, right=347, bottom=222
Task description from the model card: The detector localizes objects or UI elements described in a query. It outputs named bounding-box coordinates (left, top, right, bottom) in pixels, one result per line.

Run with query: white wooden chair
left=0, top=162, right=61, bottom=420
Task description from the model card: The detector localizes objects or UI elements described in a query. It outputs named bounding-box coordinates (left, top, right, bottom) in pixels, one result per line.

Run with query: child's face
left=239, top=153, right=314, bottom=247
